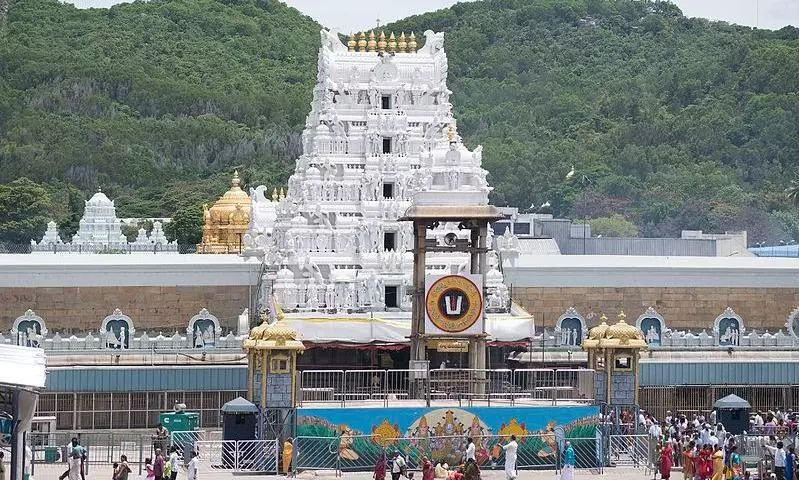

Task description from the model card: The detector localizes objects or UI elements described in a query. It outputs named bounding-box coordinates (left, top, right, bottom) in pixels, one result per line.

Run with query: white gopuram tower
left=244, top=30, right=520, bottom=339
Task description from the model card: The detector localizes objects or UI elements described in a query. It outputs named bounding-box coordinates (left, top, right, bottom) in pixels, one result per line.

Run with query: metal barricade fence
left=29, top=431, right=156, bottom=477
left=294, top=433, right=608, bottom=473
left=195, top=439, right=278, bottom=473
left=606, top=434, right=650, bottom=470
left=297, top=368, right=595, bottom=407
left=556, top=437, right=604, bottom=474
left=386, top=369, right=415, bottom=402
left=344, top=369, right=387, bottom=404
left=171, top=430, right=206, bottom=460
left=296, top=435, right=340, bottom=471
left=513, top=369, right=556, bottom=404
left=554, top=369, right=595, bottom=403
left=300, top=370, right=345, bottom=405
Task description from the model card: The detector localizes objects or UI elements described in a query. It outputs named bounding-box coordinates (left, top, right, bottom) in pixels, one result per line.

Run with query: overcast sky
left=65, top=0, right=799, bottom=32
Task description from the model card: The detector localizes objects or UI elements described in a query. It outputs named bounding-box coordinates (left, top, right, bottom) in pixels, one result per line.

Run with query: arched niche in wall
left=12, top=309, right=47, bottom=347
left=187, top=308, right=222, bottom=349
left=556, top=307, right=586, bottom=347
left=786, top=307, right=799, bottom=339
left=636, top=307, right=666, bottom=347
left=713, top=307, right=745, bottom=347
left=101, top=308, right=135, bottom=350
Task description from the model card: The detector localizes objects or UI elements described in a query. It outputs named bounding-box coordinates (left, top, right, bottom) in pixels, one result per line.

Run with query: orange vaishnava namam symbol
left=425, top=275, right=482, bottom=333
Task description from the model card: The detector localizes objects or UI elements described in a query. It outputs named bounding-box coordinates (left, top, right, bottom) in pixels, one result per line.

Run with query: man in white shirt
left=709, top=409, right=717, bottom=426
left=648, top=422, right=662, bottom=468
left=391, top=451, right=406, bottom=480
left=186, top=451, right=199, bottom=480
left=754, top=412, right=764, bottom=427
left=648, top=422, right=662, bottom=441
left=665, top=411, right=673, bottom=425
left=501, top=435, right=518, bottom=480
left=465, top=437, right=476, bottom=463
left=764, top=441, right=786, bottom=480
left=708, top=432, right=719, bottom=448
left=699, top=425, right=712, bottom=445
left=169, top=446, right=180, bottom=480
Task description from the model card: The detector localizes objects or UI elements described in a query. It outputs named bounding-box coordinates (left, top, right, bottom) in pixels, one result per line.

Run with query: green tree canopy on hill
left=2, top=0, right=799, bottom=244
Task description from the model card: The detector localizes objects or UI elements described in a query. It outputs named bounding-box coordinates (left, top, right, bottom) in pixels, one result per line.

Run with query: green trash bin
left=44, top=446, right=59, bottom=463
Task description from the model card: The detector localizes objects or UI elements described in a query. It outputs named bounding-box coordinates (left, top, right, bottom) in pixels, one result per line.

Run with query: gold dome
left=605, top=312, right=643, bottom=342
left=208, top=171, right=251, bottom=225
left=583, top=311, right=647, bottom=350
left=245, top=311, right=305, bottom=351
left=198, top=171, right=251, bottom=253
left=588, top=315, right=610, bottom=340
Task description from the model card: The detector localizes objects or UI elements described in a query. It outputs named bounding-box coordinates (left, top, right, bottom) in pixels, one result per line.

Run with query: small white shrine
left=31, top=189, right=177, bottom=253
left=241, top=29, right=531, bottom=342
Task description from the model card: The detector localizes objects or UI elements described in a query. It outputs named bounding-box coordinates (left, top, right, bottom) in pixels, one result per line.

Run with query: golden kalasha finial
left=347, top=33, right=356, bottom=52
left=600, top=314, right=608, bottom=322
left=378, top=31, right=387, bottom=52
left=232, top=170, right=241, bottom=187
left=408, top=32, right=417, bottom=52
left=387, top=32, right=397, bottom=52
left=279, top=187, right=285, bottom=200
left=618, top=311, right=626, bottom=321
left=357, top=32, right=367, bottom=52
left=271, top=187, right=279, bottom=201
left=367, top=31, right=377, bottom=52
left=398, top=32, right=407, bottom=53
left=447, top=124, right=456, bottom=142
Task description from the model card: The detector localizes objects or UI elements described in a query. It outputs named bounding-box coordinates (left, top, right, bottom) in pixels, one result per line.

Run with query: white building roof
left=504, top=254, right=799, bottom=288
left=0, top=344, right=47, bottom=390
left=0, top=254, right=261, bottom=287
left=516, top=238, right=561, bottom=255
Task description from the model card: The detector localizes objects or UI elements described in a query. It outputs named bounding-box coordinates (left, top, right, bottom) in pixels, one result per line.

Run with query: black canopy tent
left=713, top=394, right=751, bottom=434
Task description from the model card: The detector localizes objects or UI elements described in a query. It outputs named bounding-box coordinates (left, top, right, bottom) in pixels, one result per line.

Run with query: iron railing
left=194, top=439, right=278, bottom=473
left=294, top=434, right=608, bottom=474
left=298, top=368, right=596, bottom=407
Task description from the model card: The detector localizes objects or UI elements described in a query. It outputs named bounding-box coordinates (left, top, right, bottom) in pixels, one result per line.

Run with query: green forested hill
left=0, top=0, right=320, bottom=240
left=2, top=0, right=799, bottom=244
left=387, top=0, right=799, bottom=240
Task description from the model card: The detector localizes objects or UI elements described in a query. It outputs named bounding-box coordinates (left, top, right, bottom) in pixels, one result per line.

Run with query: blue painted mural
left=296, top=406, right=599, bottom=470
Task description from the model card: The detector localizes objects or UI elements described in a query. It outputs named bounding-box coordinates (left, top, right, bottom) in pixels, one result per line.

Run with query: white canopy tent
left=0, top=344, right=47, bottom=480
left=283, top=304, right=535, bottom=346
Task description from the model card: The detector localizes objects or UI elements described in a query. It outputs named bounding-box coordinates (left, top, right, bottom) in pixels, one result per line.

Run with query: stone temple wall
left=0, top=286, right=250, bottom=332
left=610, top=372, right=635, bottom=405
left=512, top=286, right=799, bottom=331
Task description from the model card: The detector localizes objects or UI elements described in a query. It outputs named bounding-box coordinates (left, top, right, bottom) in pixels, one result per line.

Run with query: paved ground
left=28, top=467, right=653, bottom=480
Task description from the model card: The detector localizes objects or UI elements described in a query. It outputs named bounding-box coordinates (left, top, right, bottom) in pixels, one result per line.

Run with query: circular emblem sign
left=425, top=275, right=483, bottom=333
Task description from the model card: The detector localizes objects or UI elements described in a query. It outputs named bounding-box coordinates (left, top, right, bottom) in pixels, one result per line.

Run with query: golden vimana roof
left=244, top=311, right=305, bottom=352
left=206, top=171, right=251, bottom=225
left=584, top=312, right=647, bottom=350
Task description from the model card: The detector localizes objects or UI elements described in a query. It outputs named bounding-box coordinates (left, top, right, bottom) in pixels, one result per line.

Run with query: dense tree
left=787, top=175, right=799, bottom=207
left=588, top=215, right=639, bottom=237
left=164, top=205, right=204, bottom=246
left=0, top=178, right=52, bottom=244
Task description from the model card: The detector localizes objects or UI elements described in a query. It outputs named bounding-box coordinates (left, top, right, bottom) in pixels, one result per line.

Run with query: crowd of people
left=635, top=409, right=799, bottom=480
left=372, top=435, right=526, bottom=480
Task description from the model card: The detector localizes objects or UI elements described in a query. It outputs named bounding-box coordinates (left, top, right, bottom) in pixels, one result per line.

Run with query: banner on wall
left=424, top=274, right=484, bottom=336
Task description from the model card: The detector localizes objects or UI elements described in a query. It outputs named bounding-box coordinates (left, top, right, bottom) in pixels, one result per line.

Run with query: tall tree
left=787, top=174, right=799, bottom=208
left=165, top=205, right=204, bottom=246
left=0, top=178, right=52, bottom=244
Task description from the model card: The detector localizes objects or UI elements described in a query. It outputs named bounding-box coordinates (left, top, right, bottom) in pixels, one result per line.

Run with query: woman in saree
left=711, top=445, right=725, bottom=480
left=726, top=445, right=743, bottom=480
